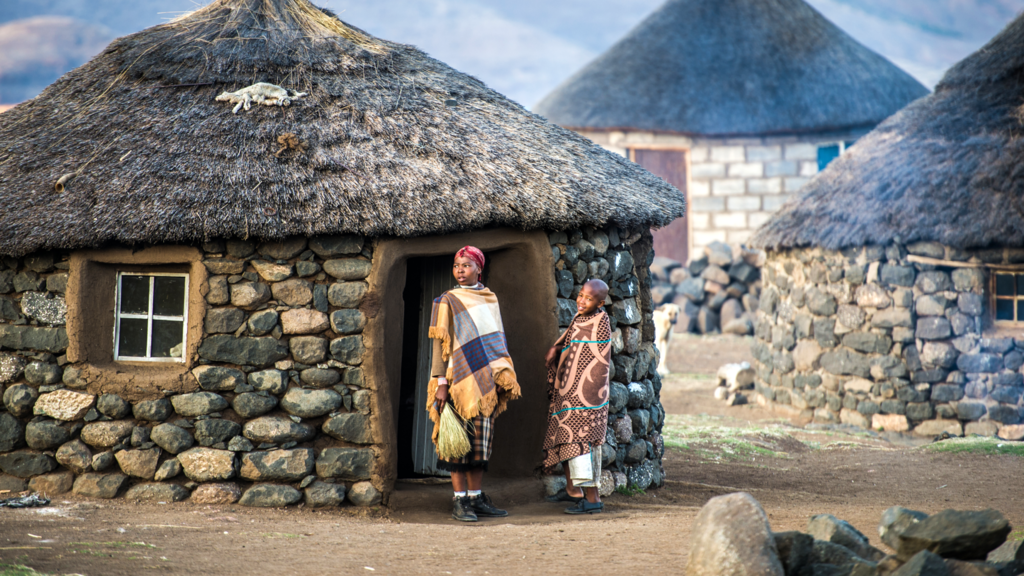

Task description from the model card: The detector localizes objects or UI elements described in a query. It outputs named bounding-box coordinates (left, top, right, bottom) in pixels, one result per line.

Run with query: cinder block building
left=535, top=0, right=928, bottom=264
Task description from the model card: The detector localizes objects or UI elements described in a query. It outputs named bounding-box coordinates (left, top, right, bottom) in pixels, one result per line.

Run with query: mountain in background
left=1, top=0, right=1022, bottom=107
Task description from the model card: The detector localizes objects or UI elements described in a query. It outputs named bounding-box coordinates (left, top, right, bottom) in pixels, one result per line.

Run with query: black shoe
left=545, top=488, right=584, bottom=504
left=564, top=499, right=603, bottom=515
left=469, top=492, right=508, bottom=517
left=452, top=496, right=478, bottom=522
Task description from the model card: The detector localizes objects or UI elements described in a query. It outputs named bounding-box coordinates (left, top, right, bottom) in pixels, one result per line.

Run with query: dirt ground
left=3, top=334, right=1024, bottom=575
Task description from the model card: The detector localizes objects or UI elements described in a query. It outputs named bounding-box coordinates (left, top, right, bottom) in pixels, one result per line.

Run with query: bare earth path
left=2, top=335, right=1023, bottom=575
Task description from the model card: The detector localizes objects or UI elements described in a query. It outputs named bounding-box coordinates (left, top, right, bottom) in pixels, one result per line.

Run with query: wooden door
left=632, top=148, right=689, bottom=264
left=411, top=257, right=453, bottom=476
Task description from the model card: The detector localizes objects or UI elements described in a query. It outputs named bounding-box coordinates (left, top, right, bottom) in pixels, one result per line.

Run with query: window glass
left=118, top=318, right=149, bottom=357
left=996, top=298, right=1015, bottom=321
left=996, top=274, right=1015, bottom=296
left=817, top=144, right=840, bottom=171
left=153, top=276, right=186, bottom=316
left=115, top=272, right=188, bottom=361
left=152, top=320, right=184, bottom=358
left=120, top=275, right=150, bottom=314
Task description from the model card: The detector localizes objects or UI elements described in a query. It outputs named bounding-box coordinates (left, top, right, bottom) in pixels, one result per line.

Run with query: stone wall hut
left=534, top=0, right=927, bottom=264
left=0, top=0, right=684, bottom=506
left=748, top=14, right=1024, bottom=439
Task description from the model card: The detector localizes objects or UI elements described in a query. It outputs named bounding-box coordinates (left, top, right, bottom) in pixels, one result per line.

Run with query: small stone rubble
left=686, top=492, right=1020, bottom=576
left=650, top=241, right=764, bottom=336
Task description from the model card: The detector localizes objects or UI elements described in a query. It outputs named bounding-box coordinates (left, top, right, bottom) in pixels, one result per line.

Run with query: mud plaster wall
left=753, top=241, right=1024, bottom=439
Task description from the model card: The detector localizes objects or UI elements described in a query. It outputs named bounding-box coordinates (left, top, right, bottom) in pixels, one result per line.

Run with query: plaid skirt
left=437, top=415, right=493, bottom=472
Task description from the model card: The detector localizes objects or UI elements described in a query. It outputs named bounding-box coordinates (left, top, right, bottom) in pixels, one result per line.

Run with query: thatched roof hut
left=532, top=0, right=927, bottom=270
left=534, top=0, right=927, bottom=137
left=0, top=0, right=682, bottom=258
left=745, top=16, right=1024, bottom=440
left=751, top=13, right=1024, bottom=252
left=0, top=0, right=677, bottom=507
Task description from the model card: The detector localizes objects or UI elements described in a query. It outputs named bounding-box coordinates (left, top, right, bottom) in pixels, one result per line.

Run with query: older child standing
left=426, top=246, right=521, bottom=522
left=543, top=279, right=612, bottom=514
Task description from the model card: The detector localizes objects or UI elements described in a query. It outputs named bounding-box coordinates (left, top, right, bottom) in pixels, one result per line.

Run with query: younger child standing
left=543, top=279, right=612, bottom=514
left=426, top=246, right=521, bottom=522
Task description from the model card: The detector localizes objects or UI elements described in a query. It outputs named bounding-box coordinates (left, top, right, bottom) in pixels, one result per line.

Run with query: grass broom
left=436, top=401, right=473, bottom=460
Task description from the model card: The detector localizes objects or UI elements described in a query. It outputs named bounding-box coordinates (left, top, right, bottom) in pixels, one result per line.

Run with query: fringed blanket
left=543, top=310, right=612, bottom=468
left=426, top=286, right=520, bottom=445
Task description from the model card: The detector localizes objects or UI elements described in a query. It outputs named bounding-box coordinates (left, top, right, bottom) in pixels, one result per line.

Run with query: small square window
left=993, top=272, right=1024, bottom=324
left=114, top=273, right=189, bottom=361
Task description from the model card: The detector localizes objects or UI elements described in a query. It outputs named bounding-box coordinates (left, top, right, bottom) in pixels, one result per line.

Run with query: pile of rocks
left=687, top=492, right=1022, bottom=576
left=550, top=228, right=666, bottom=492
left=649, top=241, right=763, bottom=336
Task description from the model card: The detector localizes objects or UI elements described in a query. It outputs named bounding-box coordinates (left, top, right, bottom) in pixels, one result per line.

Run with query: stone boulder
left=243, top=417, right=315, bottom=444
left=232, top=393, right=279, bottom=419
left=194, top=419, right=242, bottom=447
left=73, top=472, right=128, bottom=498
left=125, top=483, right=191, bottom=502
left=0, top=413, right=22, bottom=452
left=191, top=366, right=245, bottom=392
left=281, top=309, right=330, bottom=335
left=892, top=550, right=951, bottom=576
left=81, top=420, right=134, bottom=449
left=25, top=421, right=70, bottom=450
left=807, top=514, right=884, bottom=561
left=191, top=482, right=241, bottom=504
left=304, top=481, right=346, bottom=508
left=315, top=448, right=373, bottom=480
left=55, top=440, right=92, bottom=474
left=239, top=484, right=302, bottom=507
left=893, top=509, right=1010, bottom=561
left=171, top=392, right=228, bottom=417
left=177, top=447, right=237, bottom=482
left=239, top=449, right=315, bottom=482
left=28, top=470, right=74, bottom=496
left=33, top=390, right=94, bottom=420
left=96, top=394, right=131, bottom=419
left=115, top=448, right=161, bottom=479
left=322, top=413, right=372, bottom=444
left=280, top=388, right=342, bottom=418
left=685, top=492, right=784, bottom=576
left=154, top=459, right=182, bottom=481
left=348, top=481, right=382, bottom=506
left=4, top=384, right=38, bottom=417
left=151, top=423, right=194, bottom=454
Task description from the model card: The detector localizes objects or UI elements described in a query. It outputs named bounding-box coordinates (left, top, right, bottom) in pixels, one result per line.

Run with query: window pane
left=996, top=274, right=1015, bottom=296
left=118, top=318, right=148, bottom=357
left=996, top=299, right=1015, bottom=321
left=153, top=276, right=186, bottom=317
left=1016, top=274, right=1024, bottom=296
left=120, top=275, right=150, bottom=314
left=1018, top=301, right=1024, bottom=323
left=152, top=320, right=184, bottom=358
left=817, top=144, right=840, bottom=171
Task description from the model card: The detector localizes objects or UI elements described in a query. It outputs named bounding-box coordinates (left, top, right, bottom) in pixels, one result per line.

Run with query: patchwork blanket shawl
left=542, top=310, right=612, bottom=468
left=426, top=286, right=520, bottom=444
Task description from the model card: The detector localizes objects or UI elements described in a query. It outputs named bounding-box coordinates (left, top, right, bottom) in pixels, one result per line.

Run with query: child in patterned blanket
left=543, top=279, right=612, bottom=514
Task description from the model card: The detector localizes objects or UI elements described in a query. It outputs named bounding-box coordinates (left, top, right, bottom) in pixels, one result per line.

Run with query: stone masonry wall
left=753, top=241, right=1024, bottom=438
left=0, top=237, right=380, bottom=507
left=575, top=129, right=869, bottom=255
left=548, top=226, right=666, bottom=493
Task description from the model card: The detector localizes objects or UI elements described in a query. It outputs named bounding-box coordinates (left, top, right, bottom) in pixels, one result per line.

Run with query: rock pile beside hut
left=649, top=241, right=763, bottom=336
left=687, top=492, right=1023, bottom=576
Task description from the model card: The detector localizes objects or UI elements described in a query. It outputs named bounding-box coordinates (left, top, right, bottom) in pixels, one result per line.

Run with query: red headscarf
left=456, top=246, right=485, bottom=271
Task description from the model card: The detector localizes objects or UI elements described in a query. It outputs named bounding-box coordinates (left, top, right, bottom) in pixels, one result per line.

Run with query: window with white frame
left=114, top=273, right=189, bottom=361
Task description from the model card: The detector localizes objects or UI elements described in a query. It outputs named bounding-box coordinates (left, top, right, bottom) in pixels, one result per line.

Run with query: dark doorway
left=397, top=255, right=454, bottom=478
left=632, top=148, right=689, bottom=263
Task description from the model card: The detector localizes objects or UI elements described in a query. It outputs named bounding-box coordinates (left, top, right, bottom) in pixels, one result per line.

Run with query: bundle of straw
left=436, top=402, right=473, bottom=460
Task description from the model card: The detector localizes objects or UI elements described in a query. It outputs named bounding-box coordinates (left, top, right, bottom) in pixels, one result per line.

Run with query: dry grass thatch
left=751, top=12, right=1024, bottom=251
left=534, top=0, right=928, bottom=137
left=0, top=0, right=685, bottom=257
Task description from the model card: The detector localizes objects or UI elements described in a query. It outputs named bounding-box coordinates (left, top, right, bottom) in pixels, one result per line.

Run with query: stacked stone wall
left=0, top=225, right=667, bottom=505
left=548, top=226, right=666, bottom=492
left=753, top=241, right=1024, bottom=438
left=0, top=237, right=379, bottom=507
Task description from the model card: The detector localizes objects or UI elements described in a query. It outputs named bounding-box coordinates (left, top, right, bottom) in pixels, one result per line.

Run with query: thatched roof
left=751, top=13, right=1024, bottom=251
left=534, top=0, right=928, bottom=137
left=0, top=0, right=685, bottom=258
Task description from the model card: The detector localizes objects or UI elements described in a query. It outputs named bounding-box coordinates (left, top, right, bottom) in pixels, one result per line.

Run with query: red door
left=631, top=149, right=689, bottom=264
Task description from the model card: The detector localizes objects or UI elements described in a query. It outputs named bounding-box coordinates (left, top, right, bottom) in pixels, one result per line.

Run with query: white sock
left=454, top=491, right=467, bottom=497
left=467, top=490, right=481, bottom=497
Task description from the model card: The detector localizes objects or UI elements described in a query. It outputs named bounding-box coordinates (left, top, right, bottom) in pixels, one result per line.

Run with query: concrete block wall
left=573, top=129, right=870, bottom=259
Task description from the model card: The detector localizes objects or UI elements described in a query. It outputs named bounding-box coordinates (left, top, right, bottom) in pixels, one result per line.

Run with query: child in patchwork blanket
left=543, top=279, right=612, bottom=514
left=426, top=246, right=521, bottom=522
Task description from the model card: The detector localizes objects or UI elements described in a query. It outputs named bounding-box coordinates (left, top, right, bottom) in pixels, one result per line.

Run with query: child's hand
left=545, top=346, right=558, bottom=369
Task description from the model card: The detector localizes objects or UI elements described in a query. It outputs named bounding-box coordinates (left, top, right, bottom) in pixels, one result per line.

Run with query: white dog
left=652, top=303, right=680, bottom=375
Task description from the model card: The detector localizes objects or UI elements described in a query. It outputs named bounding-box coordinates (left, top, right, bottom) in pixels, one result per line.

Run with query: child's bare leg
left=562, top=465, right=583, bottom=498
left=467, top=468, right=484, bottom=491
left=451, top=470, right=468, bottom=492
